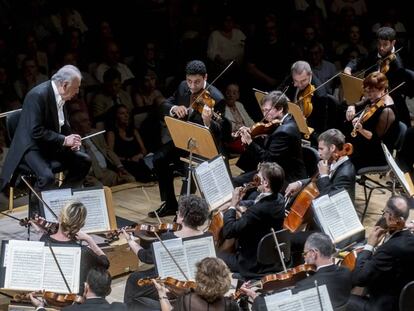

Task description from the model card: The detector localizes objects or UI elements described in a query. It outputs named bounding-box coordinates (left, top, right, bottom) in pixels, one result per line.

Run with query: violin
left=13, top=291, right=84, bottom=308
left=137, top=276, right=196, bottom=290
left=331, top=142, right=353, bottom=162
left=296, top=83, right=315, bottom=118
left=351, top=98, right=385, bottom=137
left=249, top=119, right=282, bottom=138
left=379, top=52, right=397, bottom=74
left=260, top=264, right=316, bottom=291
left=241, top=174, right=261, bottom=194
left=191, top=89, right=222, bottom=120
left=103, top=223, right=182, bottom=242
left=20, top=215, right=59, bottom=235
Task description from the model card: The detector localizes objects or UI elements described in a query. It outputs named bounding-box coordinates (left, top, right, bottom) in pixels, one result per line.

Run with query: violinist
left=349, top=196, right=414, bottom=311
left=30, top=268, right=128, bottom=311
left=344, top=26, right=410, bottom=126
left=37, top=201, right=109, bottom=294
left=285, top=128, right=356, bottom=201
left=123, top=195, right=210, bottom=308
left=220, top=162, right=286, bottom=279
left=242, top=232, right=352, bottom=311
left=148, top=60, right=231, bottom=218
left=153, top=257, right=240, bottom=311
left=277, top=60, right=332, bottom=135
left=348, top=72, right=399, bottom=171
left=234, top=90, right=306, bottom=186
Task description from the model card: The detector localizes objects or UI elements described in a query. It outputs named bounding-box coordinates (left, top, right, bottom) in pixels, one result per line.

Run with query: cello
left=283, top=143, right=353, bottom=232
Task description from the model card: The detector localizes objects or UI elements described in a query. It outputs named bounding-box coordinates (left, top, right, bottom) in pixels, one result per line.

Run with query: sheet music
left=265, top=285, right=333, bottom=311
left=195, top=156, right=233, bottom=209
left=42, top=188, right=73, bottom=220
left=4, top=240, right=45, bottom=291
left=153, top=238, right=190, bottom=280
left=43, top=246, right=81, bottom=293
left=313, top=191, right=364, bottom=244
left=184, top=236, right=216, bottom=278
left=41, top=188, right=110, bottom=233
left=73, top=189, right=109, bottom=232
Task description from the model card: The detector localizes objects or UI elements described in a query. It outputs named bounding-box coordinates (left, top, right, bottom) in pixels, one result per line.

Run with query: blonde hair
left=194, top=257, right=231, bottom=303
left=59, top=201, right=87, bottom=239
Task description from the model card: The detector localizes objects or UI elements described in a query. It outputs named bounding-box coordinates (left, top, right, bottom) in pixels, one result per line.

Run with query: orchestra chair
left=357, top=121, right=407, bottom=222
left=302, top=145, right=320, bottom=178
left=257, top=229, right=292, bottom=273
left=5, top=109, right=64, bottom=213
left=400, top=280, right=414, bottom=311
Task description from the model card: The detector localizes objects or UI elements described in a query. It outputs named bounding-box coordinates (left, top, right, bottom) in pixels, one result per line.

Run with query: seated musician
left=153, top=257, right=240, bottom=311
left=243, top=232, right=352, bottom=311
left=285, top=128, right=356, bottom=201
left=34, top=201, right=109, bottom=294
left=345, top=71, right=399, bottom=171
left=122, top=195, right=210, bottom=308
left=30, top=268, right=128, bottom=311
left=219, top=162, right=286, bottom=279
left=348, top=195, right=414, bottom=311
left=235, top=91, right=306, bottom=186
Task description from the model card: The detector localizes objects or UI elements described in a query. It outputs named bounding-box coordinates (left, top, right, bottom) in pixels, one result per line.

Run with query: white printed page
left=4, top=240, right=45, bottom=291
left=41, top=188, right=73, bottom=221
left=72, top=189, right=110, bottom=232
left=42, top=246, right=81, bottom=293
left=152, top=238, right=190, bottom=281
left=184, top=236, right=216, bottom=279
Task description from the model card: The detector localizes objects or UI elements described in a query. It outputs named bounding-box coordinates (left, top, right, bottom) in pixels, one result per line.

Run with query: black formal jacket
left=161, top=80, right=231, bottom=151
left=294, top=264, right=352, bottom=310
left=38, top=298, right=128, bottom=311
left=0, top=81, right=71, bottom=190
left=352, top=229, right=414, bottom=311
left=236, top=115, right=306, bottom=183
left=222, top=193, right=285, bottom=278
left=301, top=158, right=356, bottom=201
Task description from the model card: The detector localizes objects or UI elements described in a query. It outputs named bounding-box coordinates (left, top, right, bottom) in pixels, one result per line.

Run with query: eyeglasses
left=302, top=249, right=317, bottom=257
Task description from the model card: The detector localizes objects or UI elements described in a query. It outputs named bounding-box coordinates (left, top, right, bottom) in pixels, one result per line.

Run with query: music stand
left=164, top=116, right=219, bottom=195
left=382, top=143, right=414, bottom=197
left=339, top=73, right=363, bottom=104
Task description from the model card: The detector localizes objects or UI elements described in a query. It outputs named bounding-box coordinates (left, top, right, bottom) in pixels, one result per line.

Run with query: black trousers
left=23, top=148, right=91, bottom=216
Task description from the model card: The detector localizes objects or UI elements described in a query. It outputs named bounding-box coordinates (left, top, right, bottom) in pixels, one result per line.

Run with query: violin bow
left=354, top=47, right=403, bottom=79
left=47, top=240, right=72, bottom=294
left=270, top=228, right=288, bottom=272
left=21, top=176, right=59, bottom=220
left=257, top=85, right=290, bottom=123
left=153, top=231, right=190, bottom=281
left=190, top=60, right=234, bottom=107
left=314, top=280, right=324, bottom=311
left=0, top=108, right=22, bottom=119
left=0, top=210, right=26, bottom=223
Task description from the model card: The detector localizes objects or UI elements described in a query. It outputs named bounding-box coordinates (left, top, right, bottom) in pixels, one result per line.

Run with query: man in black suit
left=148, top=60, right=231, bottom=217
left=235, top=90, right=306, bottom=185
left=344, top=26, right=410, bottom=126
left=220, top=162, right=286, bottom=279
left=285, top=128, right=356, bottom=201
left=349, top=195, right=414, bottom=311
left=0, top=65, right=91, bottom=215
left=30, top=268, right=128, bottom=311
left=245, top=232, right=352, bottom=311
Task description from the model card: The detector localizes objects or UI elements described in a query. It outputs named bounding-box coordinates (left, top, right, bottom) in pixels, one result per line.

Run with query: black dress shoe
left=148, top=202, right=177, bottom=218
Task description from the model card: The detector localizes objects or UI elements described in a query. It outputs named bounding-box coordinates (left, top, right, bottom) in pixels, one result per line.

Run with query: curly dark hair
left=185, top=60, right=207, bottom=76
left=177, top=195, right=209, bottom=229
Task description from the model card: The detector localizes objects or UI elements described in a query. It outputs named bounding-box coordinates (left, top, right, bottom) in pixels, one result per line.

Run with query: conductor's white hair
left=51, top=65, right=82, bottom=84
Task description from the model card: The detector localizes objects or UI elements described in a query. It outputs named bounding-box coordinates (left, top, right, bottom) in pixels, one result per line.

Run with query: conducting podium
left=164, top=116, right=219, bottom=195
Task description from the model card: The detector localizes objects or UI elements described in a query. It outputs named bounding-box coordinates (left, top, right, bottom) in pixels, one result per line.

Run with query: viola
left=331, top=142, right=353, bottom=162
left=249, top=119, right=282, bottom=138
left=260, top=264, right=316, bottom=291
left=351, top=98, right=386, bottom=137
left=379, top=52, right=397, bottom=74
left=137, top=276, right=196, bottom=290
left=104, top=223, right=182, bottom=242
left=296, top=83, right=315, bottom=118
left=339, top=247, right=363, bottom=271
left=13, top=291, right=84, bottom=308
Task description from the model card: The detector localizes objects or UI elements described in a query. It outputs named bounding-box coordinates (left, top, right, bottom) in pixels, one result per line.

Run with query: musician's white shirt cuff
left=364, top=244, right=374, bottom=252
left=319, top=174, right=329, bottom=178
left=169, top=106, right=177, bottom=116
left=228, top=206, right=237, bottom=211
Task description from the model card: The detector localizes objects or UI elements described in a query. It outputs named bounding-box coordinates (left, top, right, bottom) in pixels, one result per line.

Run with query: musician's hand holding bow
left=202, top=105, right=212, bottom=127
left=285, top=181, right=302, bottom=197
left=172, top=105, right=188, bottom=119
left=29, top=292, right=45, bottom=309
left=63, top=134, right=81, bottom=151
left=346, top=105, right=356, bottom=121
